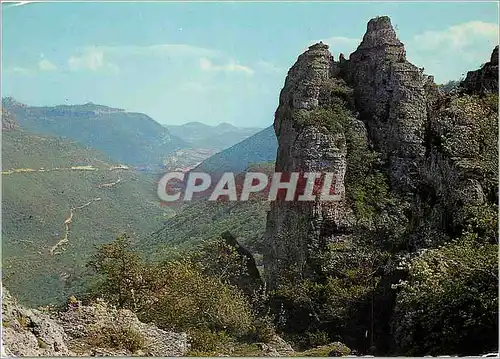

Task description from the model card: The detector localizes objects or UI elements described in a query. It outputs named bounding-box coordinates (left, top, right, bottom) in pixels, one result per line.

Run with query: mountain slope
left=165, top=122, right=262, bottom=150
left=2, top=98, right=187, bottom=166
left=1, top=122, right=173, bottom=306
left=141, top=162, right=276, bottom=265
left=193, top=126, right=277, bottom=175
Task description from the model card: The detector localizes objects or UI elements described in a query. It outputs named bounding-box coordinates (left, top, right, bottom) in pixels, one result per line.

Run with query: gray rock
left=462, top=45, right=499, bottom=95
left=2, top=287, right=71, bottom=356
left=347, top=15, right=427, bottom=193
left=263, top=41, right=356, bottom=291
left=2, top=288, right=189, bottom=357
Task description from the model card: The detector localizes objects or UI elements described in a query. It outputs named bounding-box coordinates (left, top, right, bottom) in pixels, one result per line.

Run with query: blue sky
left=2, top=1, right=498, bottom=127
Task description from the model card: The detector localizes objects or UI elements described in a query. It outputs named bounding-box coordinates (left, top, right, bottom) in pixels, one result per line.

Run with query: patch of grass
left=16, top=313, right=30, bottom=328
left=293, top=98, right=352, bottom=136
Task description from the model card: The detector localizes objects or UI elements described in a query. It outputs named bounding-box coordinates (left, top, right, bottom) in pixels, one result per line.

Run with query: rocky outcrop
left=347, top=16, right=428, bottom=193
left=2, top=287, right=189, bottom=357
left=263, top=41, right=357, bottom=291
left=2, top=287, right=71, bottom=357
left=420, top=46, right=499, bottom=239
left=256, top=334, right=295, bottom=357
left=462, top=45, right=499, bottom=94
left=262, top=15, right=498, bottom=342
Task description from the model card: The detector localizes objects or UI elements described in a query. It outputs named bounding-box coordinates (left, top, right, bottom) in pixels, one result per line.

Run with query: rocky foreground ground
left=1, top=287, right=302, bottom=357
left=1, top=287, right=189, bottom=357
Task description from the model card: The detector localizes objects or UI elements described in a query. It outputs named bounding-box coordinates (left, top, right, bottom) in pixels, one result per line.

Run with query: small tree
left=87, top=234, right=146, bottom=310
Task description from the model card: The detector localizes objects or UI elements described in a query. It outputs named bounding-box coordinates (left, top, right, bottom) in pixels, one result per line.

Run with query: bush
left=298, top=331, right=331, bottom=349
left=247, top=315, right=276, bottom=343
left=138, top=259, right=254, bottom=338
left=187, top=328, right=232, bottom=354
left=86, top=234, right=147, bottom=310
left=392, top=234, right=498, bottom=355
left=87, top=325, right=146, bottom=353
left=292, top=99, right=352, bottom=135
left=301, top=342, right=351, bottom=357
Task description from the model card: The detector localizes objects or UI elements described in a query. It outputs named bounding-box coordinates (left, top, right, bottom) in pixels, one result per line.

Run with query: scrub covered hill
left=2, top=98, right=188, bottom=166
left=1, top=119, right=173, bottom=306
left=193, top=126, right=277, bottom=176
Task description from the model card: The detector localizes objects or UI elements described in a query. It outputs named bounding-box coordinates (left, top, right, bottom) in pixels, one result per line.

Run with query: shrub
left=392, top=234, right=499, bottom=355
left=301, top=342, right=351, bottom=357
left=247, top=315, right=276, bottom=343
left=292, top=99, right=352, bottom=135
left=139, top=259, right=254, bottom=338
left=87, top=325, right=146, bottom=353
left=187, top=328, right=232, bottom=354
left=37, top=337, right=49, bottom=349
left=299, top=331, right=331, bottom=348
left=86, top=234, right=147, bottom=310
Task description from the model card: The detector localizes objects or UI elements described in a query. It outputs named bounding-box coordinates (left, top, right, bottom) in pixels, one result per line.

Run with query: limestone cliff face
left=421, top=45, right=499, bottom=235
left=263, top=43, right=356, bottom=291
left=347, top=16, right=428, bottom=193
left=263, top=15, right=498, bottom=300
left=462, top=45, right=499, bottom=94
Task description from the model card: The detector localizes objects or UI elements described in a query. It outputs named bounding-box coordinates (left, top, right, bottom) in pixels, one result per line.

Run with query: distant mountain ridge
left=2, top=97, right=188, bottom=166
left=193, top=126, right=277, bottom=175
left=165, top=121, right=263, bottom=150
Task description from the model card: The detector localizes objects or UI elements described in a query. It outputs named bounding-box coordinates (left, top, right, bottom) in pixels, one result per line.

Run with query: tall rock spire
left=347, top=15, right=427, bottom=192
left=263, top=42, right=357, bottom=296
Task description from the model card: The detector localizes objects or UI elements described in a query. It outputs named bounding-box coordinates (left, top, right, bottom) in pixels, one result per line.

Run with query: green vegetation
left=392, top=234, right=498, bottom=355
left=85, top=235, right=275, bottom=355
left=194, top=127, right=277, bottom=175
left=263, top=82, right=498, bottom=355
left=2, top=129, right=173, bottom=306
left=87, top=325, right=146, bottom=353
left=293, top=99, right=351, bottom=135
left=37, top=337, right=49, bottom=349
left=300, top=342, right=351, bottom=357
left=2, top=59, right=498, bottom=357
left=143, top=162, right=276, bottom=261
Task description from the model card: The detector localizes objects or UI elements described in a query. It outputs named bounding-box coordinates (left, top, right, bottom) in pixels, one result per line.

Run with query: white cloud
left=68, top=49, right=104, bottom=71
left=412, top=21, right=498, bottom=52
left=68, top=48, right=119, bottom=73
left=3, top=66, right=32, bottom=75
left=38, top=57, right=57, bottom=71
left=199, top=57, right=254, bottom=76
left=256, top=60, right=285, bottom=74
left=407, top=21, right=499, bottom=83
